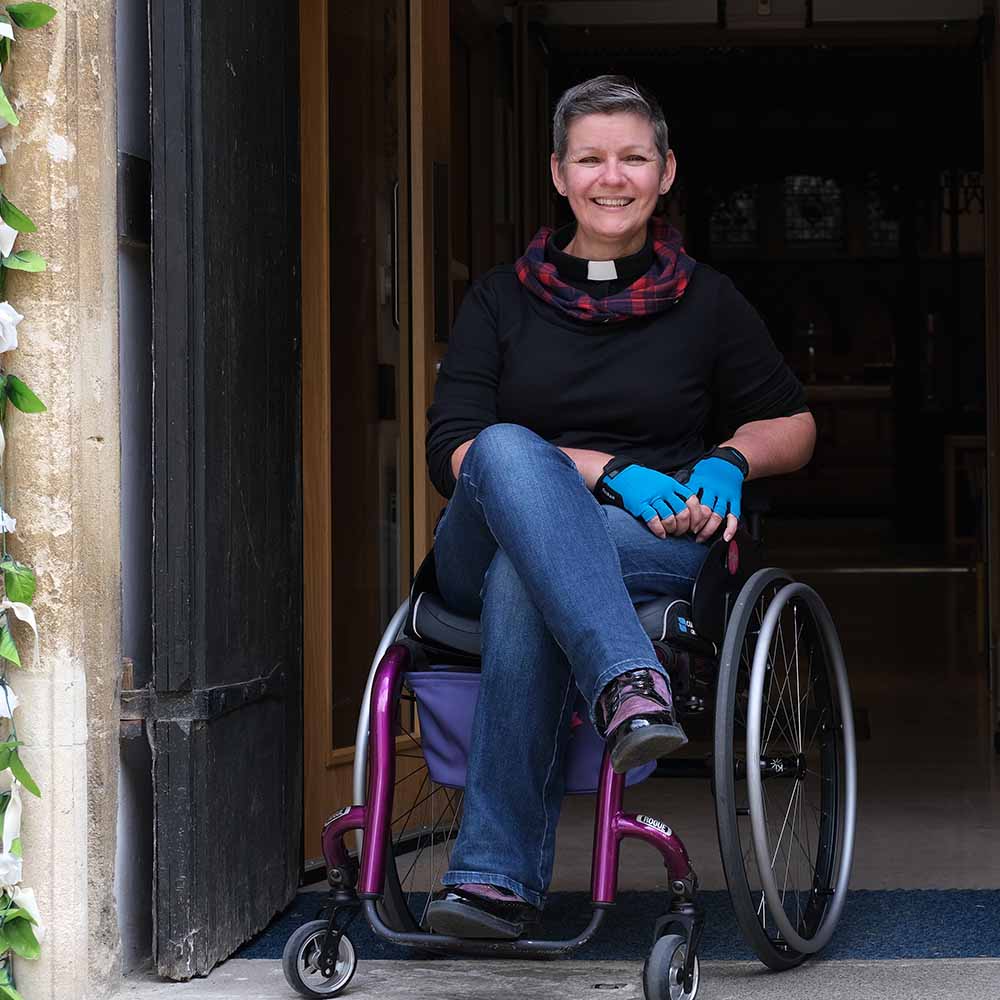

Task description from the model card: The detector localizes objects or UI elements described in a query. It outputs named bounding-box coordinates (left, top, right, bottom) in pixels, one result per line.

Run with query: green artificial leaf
left=1, top=250, right=44, bottom=272
left=0, top=984, right=24, bottom=1000
left=0, top=793, right=8, bottom=827
left=0, top=37, right=10, bottom=66
left=0, top=82, right=17, bottom=127
left=0, top=196, right=35, bottom=235
left=0, top=374, right=7, bottom=422
left=0, top=626, right=19, bottom=667
left=8, top=750, right=38, bottom=797
left=0, top=740, right=15, bottom=773
left=2, top=909, right=35, bottom=927
left=5, top=3, right=56, bottom=29
left=5, top=376, right=45, bottom=413
left=1, top=557, right=35, bottom=605
left=9, top=838, right=19, bottom=859
left=0, top=932, right=11, bottom=961
left=3, top=917, right=38, bottom=960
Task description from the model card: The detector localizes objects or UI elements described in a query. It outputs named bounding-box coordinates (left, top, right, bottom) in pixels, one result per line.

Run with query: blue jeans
left=432, top=424, right=709, bottom=908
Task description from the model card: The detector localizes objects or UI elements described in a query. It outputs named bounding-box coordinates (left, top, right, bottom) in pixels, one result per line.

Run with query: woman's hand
left=684, top=498, right=739, bottom=543
left=594, top=461, right=693, bottom=539
left=676, top=448, right=748, bottom=543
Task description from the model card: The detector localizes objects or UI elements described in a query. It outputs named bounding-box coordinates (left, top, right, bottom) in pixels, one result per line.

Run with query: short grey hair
left=552, top=75, right=669, bottom=165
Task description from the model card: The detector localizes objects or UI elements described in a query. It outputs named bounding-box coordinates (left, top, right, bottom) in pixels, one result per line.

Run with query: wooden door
left=513, top=5, right=552, bottom=249
left=412, top=0, right=452, bottom=558
left=148, top=0, right=301, bottom=978
left=301, top=0, right=414, bottom=863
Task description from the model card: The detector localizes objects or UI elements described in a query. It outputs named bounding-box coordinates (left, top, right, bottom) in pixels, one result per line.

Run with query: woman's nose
left=600, top=157, right=626, bottom=185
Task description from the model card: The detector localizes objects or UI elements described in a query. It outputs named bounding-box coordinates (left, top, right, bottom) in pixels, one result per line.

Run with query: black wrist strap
left=707, top=446, right=750, bottom=478
left=594, top=455, right=639, bottom=505
left=600, top=455, right=636, bottom=478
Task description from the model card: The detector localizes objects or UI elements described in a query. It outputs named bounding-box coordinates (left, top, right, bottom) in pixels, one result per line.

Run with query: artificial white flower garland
left=0, top=5, right=58, bottom=999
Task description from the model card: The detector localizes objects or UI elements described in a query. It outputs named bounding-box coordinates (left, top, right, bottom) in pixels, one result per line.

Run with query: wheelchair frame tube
left=357, top=642, right=411, bottom=897
left=591, top=752, right=696, bottom=905
left=353, top=599, right=411, bottom=811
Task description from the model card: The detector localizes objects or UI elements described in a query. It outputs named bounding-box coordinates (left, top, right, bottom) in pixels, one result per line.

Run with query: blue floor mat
left=236, top=889, right=1000, bottom=961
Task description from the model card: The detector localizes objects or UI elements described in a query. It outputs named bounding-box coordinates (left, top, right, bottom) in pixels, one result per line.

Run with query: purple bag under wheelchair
left=404, top=669, right=656, bottom=794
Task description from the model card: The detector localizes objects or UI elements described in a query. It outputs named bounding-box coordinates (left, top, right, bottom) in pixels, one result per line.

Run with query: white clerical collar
left=587, top=259, right=618, bottom=281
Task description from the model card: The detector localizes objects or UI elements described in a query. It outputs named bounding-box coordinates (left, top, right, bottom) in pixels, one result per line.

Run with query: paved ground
left=121, top=957, right=1000, bottom=1000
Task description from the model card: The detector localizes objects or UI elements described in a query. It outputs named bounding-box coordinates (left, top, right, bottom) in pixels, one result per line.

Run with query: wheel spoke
left=792, top=606, right=803, bottom=753
left=391, top=769, right=431, bottom=833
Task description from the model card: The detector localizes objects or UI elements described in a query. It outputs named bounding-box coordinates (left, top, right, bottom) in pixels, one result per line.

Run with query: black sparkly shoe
left=595, top=668, right=688, bottom=774
left=425, top=885, right=542, bottom=940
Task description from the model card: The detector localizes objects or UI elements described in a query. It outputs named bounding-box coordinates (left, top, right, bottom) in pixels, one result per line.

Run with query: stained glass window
left=940, top=170, right=985, bottom=254
left=784, top=175, right=843, bottom=245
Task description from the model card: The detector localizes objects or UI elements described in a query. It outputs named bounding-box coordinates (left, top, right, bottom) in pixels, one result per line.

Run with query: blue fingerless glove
left=595, top=457, right=694, bottom=524
left=684, top=447, right=749, bottom=518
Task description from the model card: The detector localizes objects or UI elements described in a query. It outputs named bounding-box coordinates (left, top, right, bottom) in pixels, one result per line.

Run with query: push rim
left=745, top=581, right=856, bottom=953
left=378, top=678, right=465, bottom=932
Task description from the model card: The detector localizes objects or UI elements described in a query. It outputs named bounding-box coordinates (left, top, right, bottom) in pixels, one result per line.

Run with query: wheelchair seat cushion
left=410, top=590, right=698, bottom=659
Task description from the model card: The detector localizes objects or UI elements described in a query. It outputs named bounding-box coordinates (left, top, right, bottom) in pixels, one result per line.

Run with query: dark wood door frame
left=983, top=5, right=1000, bottom=751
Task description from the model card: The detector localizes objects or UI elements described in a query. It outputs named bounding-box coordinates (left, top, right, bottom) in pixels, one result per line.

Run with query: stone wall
left=1, top=3, right=120, bottom=997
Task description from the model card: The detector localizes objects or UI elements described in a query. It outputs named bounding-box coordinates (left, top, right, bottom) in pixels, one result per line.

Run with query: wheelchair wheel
left=714, top=568, right=856, bottom=969
left=642, top=933, right=700, bottom=1000
left=281, top=920, right=357, bottom=998
left=375, top=678, right=465, bottom=933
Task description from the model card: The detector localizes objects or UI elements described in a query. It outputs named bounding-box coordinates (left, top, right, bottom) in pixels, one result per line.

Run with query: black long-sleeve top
left=426, top=250, right=806, bottom=500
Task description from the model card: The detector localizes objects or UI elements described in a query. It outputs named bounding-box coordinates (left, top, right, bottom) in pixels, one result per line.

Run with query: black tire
left=281, top=920, right=357, bottom=998
left=373, top=682, right=465, bottom=934
left=642, top=932, right=700, bottom=1000
left=713, top=568, right=805, bottom=970
left=714, top=568, right=854, bottom=969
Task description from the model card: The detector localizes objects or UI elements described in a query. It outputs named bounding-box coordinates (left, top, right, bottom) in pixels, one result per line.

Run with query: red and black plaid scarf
left=514, top=216, right=696, bottom=324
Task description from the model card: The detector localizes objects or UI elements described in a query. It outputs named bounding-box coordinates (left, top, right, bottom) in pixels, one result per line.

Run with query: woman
left=423, top=75, right=815, bottom=940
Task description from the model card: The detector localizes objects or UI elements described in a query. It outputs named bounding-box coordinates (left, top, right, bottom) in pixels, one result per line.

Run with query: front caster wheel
left=282, top=919, right=357, bottom=998
left=642, top=932, right=700, bottom=1000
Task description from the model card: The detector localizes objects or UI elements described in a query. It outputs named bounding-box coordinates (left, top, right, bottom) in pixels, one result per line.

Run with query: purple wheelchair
left=283, top=527, right=857, bottom=1000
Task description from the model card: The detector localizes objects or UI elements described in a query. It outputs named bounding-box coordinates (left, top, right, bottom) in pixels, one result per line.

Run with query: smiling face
left=551, top=111, right=675, bottom=260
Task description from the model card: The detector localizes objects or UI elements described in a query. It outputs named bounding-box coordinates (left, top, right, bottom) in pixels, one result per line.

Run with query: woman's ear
left=550, top=152, right=567, bottom=197
left=659, top=149, right=677, bottom=196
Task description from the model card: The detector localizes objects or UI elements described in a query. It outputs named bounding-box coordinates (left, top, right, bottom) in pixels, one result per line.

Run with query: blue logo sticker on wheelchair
left=678, top=616, right=697, bottom=635
left=637, top=814, right=672, bottom=837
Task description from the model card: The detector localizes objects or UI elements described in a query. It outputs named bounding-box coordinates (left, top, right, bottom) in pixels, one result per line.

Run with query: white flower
left=0, top=222, right=16, bottom=259
left=0, top=851, right=21, bottom=887
left=0, top=685, right=17, bottom=719
left=0, top=22, right=12, bottom=41
left=0, top=301, right=22, bottom=352
left=11, top=887, right=43, bottom=943
left=0, top=147, right=7, bottom=166
left=2, top=781, right=20, bottom=854
left=0, top=511, right=14, bottom=534
left=0, top=601, right=36, bottom=667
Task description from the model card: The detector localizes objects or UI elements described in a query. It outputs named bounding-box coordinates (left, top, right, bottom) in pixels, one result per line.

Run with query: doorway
left=300, top=0, right=1000, bottom=887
